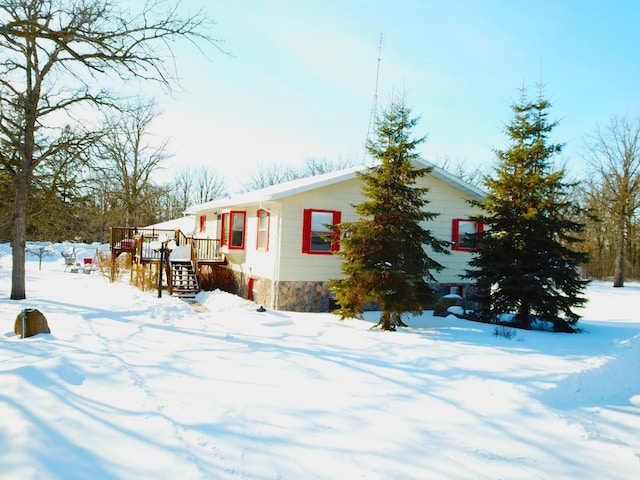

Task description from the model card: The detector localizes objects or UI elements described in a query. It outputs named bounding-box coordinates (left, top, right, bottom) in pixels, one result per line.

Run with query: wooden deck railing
left=191, top=237, right=223, bottom=262
left=109, top=227, right=224, bottom=264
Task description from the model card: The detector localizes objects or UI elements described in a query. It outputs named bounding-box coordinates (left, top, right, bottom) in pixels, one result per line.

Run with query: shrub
left=131, top=263, right=157, bottom=292
left=97, top=250, right=130, bottom=282
left=493, top=325, right=518, bottom=340
left=199, top=265, right=235, bottom=293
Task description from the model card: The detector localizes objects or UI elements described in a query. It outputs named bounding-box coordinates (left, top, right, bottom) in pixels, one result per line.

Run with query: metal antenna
left=364, top=33, right=383, bottom=160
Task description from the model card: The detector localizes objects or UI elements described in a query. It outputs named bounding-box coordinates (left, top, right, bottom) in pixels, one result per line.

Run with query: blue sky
left=150, top=0, right=640, bottom=190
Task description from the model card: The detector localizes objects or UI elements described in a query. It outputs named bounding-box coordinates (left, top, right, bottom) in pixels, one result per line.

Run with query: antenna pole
left=364, top=33, right=383, bottom=160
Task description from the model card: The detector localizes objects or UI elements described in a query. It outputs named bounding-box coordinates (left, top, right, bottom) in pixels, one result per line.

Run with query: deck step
left=170, top=260, right=199, bottom=298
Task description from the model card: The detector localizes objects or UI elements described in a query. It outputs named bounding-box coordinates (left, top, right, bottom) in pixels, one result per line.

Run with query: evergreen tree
left=329, top=97, right=450, bottom=330
left=465, top=87, right=589, bottom=332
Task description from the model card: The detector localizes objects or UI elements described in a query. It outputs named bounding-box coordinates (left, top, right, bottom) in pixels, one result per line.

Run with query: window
left=302, top=209, right=341, bottom=254
left=452, top=219, right=483, bottom=251
left=198, top=215, right=206, bottom=234
left=256, top=209, right=270, bottom=251
left=221, top=211, right=246, bottom=249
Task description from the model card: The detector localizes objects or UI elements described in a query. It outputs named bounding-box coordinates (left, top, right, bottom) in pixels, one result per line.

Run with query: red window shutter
left=452, top=218, right=462, bottom=247
left=302, top=209, right=312, bottom=253
left=331, top=211, right=341, bottom=252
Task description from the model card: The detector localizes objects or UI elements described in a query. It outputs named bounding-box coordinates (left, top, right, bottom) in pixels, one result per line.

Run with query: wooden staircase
left=170, top=260, right=199, bottom=299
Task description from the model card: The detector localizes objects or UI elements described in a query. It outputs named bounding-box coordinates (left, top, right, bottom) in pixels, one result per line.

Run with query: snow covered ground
left=1, top=242, right=639, bottom=479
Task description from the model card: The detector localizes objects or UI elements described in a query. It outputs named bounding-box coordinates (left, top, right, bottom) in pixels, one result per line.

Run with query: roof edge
left=184, top=157, right=485, bottom=214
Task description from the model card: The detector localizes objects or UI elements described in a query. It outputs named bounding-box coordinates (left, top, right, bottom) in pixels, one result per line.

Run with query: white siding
left=275, top=174, right=482, bottom=283
left=193, top=210, right=219, bottom=239
left=242, top=205, right=279, bottom=280
left=206, top=170, right=482, bottom=286
left=416, top=176, right=483, bottom=283
left=276, top=178, right=362, bottom=282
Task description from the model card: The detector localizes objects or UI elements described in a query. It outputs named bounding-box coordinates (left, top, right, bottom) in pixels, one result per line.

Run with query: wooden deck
left=109, top=227, right=226, bottom=291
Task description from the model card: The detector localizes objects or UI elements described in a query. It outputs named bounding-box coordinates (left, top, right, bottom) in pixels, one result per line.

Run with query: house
left=183, top=157, right=485, bottom=312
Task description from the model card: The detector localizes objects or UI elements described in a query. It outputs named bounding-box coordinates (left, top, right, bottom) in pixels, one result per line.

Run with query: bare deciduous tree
left=242, top=157, right=359, bottom=192
left=26, top=243, right=55, bottom=271
left=242, top=161, right=301, bottom=191
left=192, top=165, right=227, bottom=205
left=164, top=165, right=226, bottom=215
left=583, top=115, right=640, bottom=287
left=433, top=155, right=487, bottom=188
left=575, top=178, right=609, bottom=279
left=94, top=99, right=170, bottom=227
left=0, top=0, right=220, bottom=299
left=172, top=169, right=195, bottom=212
left=302, top=156, right=358, bottom=176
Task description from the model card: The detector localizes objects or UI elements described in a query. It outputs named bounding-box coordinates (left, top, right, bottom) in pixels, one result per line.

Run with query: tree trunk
left=515, top=302, right=532, bottom=329
left=11, top=175, right=29, bottom=300
left=374, top=311, right=392, bottom=330
left=392, top=312, right=409, bottom=328
left=613, top=241, right=624, bottom=287
left=613, top=222, right=625, bottom=287
left=373, top=311, right=408, bottom=331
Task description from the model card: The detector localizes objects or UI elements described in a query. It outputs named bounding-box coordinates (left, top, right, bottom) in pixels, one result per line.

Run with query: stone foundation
left=276, top=280, right=333, bottom=312
left=228, top=272, right=277, bottom=309
left=226, top=272, right=332, bottom=312
left=228, top=271, right=476, bottom=314
left=249, top=276, right=273, bottom=308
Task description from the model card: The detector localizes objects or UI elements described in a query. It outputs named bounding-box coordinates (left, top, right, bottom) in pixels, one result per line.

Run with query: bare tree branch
left=583, top=114, right=640, bottom=286
left=0, top=0, right=222, bottom=299
left=94, top=98, right=171, bottom=227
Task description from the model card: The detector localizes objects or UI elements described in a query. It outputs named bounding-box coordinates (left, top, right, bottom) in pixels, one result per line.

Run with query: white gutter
left=271, top=205, right=282, bottom=310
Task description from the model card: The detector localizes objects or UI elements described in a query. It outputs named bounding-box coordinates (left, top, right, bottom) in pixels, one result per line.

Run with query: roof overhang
left=184, top=157, right=485, bottom=214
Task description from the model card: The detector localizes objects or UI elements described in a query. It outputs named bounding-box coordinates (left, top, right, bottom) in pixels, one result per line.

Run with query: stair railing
left=190, top=243, right=198, bottom=287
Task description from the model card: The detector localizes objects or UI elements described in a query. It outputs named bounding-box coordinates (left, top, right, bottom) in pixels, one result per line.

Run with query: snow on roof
left=144, top=216, right=195, bottom=232
left=184, top=158, right=485, bottom=214
left=183, top=163, right=365, bottom=214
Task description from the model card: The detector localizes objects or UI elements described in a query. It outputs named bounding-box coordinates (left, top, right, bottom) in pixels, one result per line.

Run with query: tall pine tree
left=329, top=97, right=450, bottom=330
left=465, top=87, right=589, bottom=332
